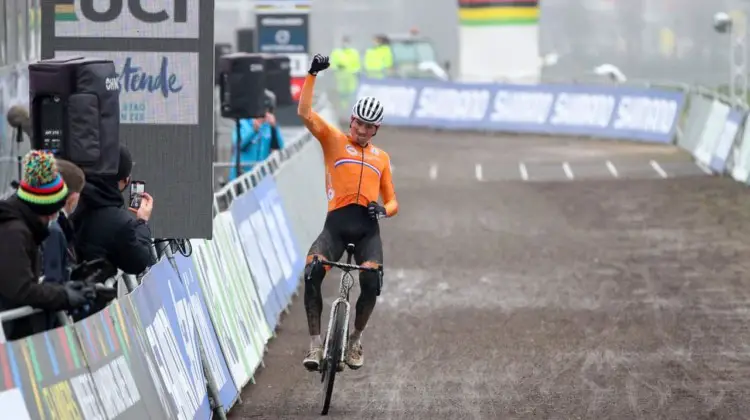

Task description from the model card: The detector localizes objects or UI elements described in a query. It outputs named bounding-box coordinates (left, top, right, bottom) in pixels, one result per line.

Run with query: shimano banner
left=355, top=77, right=686, bottom=144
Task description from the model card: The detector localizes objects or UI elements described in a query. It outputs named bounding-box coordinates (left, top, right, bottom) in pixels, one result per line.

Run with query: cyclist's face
left=350, top=118, right=377, bottom=144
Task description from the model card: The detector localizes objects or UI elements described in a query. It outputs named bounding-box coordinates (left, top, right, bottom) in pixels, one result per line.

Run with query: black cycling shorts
left=307, top=204, right=383, bottom=265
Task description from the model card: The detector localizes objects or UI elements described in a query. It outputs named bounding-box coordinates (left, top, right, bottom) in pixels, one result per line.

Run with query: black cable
left=153, top=238, right=193, bottom=258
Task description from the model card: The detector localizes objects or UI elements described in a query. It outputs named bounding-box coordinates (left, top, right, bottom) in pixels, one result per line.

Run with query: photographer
left=228, top=91, right=285, bottom=181
left=0, top=151, right=93, bottom=340
left=71, top=144, right=155, bottom=275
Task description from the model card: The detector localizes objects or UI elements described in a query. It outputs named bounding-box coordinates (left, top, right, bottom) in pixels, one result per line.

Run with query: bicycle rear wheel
left=321, top=302, right=347, bottom=415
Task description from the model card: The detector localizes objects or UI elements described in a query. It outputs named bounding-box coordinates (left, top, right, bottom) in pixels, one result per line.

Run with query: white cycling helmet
left=351, top=96, right=384, bottom=125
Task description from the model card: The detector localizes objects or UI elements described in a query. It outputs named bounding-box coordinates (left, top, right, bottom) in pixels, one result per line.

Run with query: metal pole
left=234, top=118, right=243, bottom=179
left=730, top=10, right=748, bottom=105
left=164, top=244, right=229, bottom=420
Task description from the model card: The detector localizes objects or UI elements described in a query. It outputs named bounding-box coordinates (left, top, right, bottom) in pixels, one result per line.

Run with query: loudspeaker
left=236, top=28, right=256, bottom=53
left=214, top=43, right=233, bottom=85
left=218, top=53, right=266, bottom=119
left=263, top=55, right=293, bottom=106
left=29, top=56, right=120, bottom=176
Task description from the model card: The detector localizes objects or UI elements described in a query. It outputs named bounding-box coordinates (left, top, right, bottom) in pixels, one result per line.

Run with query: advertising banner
left=173, top=253, right=239, bottom=408
left=710, top=109, right=745, bottom=174
left=355, top=77, right=686, bottom=143
left=229, top=191, right=287, bottom=329
left=73, top=300, right=173, bottom=419
left=129, top=259, right=212, bottom=420
left=0, top=326, right=104, bottom=419
left=190, top=239, right=254, bottom=388
left=253, top=176, right=303, bottom=297
left=214, top=213, right=275, bottom=346
left=55, top=50, right=199, bottom=125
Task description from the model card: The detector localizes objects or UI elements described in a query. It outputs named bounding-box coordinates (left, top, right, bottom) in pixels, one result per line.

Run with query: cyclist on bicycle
left=298, top=54, right=398, bottom=371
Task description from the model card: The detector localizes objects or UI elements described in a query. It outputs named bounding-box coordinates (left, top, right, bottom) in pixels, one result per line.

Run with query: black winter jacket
left=0, top=196, right=71, bottom=339
left=70, top=176, right=155, bottom=275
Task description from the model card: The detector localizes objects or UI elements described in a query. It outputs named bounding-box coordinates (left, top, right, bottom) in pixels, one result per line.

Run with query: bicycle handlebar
left=318, top=259, right=380, bottom=273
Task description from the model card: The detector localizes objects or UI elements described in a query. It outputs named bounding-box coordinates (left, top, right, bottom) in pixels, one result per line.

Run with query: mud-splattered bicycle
left=313, top=243, right=381, bottom=415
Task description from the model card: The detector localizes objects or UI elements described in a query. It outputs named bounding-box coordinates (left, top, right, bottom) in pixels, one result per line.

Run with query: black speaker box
left=214, top=43, right=233, bottom=85
left=218, top=53, right=267, bottom=119
left=236, top=28, right=256, bottom=54
left=29, top=56, right=120, bottom=176
left=263, top=54, right=293, bottom=106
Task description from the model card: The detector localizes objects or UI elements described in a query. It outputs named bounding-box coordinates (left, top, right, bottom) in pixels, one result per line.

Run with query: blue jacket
left=41, top=212, right=75, bottom=285
left=228, top=119, right=284, bottom=181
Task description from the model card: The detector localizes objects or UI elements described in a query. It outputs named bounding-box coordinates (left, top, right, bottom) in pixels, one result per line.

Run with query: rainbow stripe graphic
left=458, top=0, right=539, bottom=26
left=54, top=0, right=77, bottom=22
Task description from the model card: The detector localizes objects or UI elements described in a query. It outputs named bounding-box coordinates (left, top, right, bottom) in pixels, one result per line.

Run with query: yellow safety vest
left=331, top=47, right=361, bottom=73
left=364, top=48, right=386, bottom=78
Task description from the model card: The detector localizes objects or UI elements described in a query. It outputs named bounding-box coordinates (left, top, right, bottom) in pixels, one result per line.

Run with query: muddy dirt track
left=230, top=128, right=750, bottom=419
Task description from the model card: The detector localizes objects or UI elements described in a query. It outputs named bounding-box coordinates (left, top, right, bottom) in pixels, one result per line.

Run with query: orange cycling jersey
left=298, top=74, right=398, bottom=217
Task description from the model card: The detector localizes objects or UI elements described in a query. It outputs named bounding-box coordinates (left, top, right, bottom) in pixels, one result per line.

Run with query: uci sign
left=55, top=0, right=200, bottom=38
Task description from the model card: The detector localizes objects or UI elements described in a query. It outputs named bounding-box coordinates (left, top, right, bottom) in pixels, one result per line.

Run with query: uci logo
left=70, top=0, right=187, bottom=23
left=105, top=77, right=120, bottom=91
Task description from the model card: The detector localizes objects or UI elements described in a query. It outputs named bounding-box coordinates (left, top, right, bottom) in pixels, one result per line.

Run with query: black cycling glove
left=64, top=281, right=95, bottom=309
left=308, top=54, right=330, bottom=76
left=367, top=201, right=387, bottom=220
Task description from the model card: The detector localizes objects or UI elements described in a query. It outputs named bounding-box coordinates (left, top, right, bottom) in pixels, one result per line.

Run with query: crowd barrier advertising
left=355, top=77, right=686, bottom=143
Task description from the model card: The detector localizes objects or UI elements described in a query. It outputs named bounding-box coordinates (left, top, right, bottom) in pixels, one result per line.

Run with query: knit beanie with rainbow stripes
left=16, top=150, right=69, bottom=216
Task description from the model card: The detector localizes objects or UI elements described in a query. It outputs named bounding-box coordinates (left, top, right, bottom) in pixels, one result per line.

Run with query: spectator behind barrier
left=71, top=144, right=155, bottom=275
left=0, top=151, right=93, bottom=340
left=41, top=159, right=86, bottom=285
left=228, top=93, right=285, bottom=181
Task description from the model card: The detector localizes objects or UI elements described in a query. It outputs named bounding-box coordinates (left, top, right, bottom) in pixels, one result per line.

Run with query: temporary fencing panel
left=252, top=175, right=303, bottom=299
left=129, top=260, right=213, bottom=420
left=212, top=214, right=270, bottom=377
left=710, top=109, right=745, bottom=174
left=173, top=254, right=239, bottom=409
left=73, top=301, right=170, bottom=419
left=0, top=325, right=104, bottom=419
left=693, top=100, right=731, bottom=168
left=189, top=239, right=254, bottom=388
left=229, top=191, right=288, bottom=329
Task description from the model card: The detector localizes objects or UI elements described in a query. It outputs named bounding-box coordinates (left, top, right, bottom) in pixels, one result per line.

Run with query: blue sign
left=256, top=13, right=309, bottom=54
left=173, top=254, right=240, bottom=410
left=130, top=259, right=211, bottom=420
left=229, top=190, right=287, bottom=330
left=355, top=77, right=687, bottom=144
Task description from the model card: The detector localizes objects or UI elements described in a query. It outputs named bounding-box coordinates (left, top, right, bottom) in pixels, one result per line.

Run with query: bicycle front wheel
left=321, top=302, right=347, bottom=415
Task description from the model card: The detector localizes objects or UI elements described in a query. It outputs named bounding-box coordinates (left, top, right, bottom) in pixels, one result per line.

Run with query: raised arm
left=298, top=77, right=338, bottom=147
left=380, top=156, right=399, bottom=217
